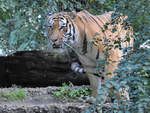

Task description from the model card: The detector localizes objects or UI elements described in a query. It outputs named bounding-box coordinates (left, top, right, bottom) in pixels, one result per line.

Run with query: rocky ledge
left=0, top=86, right=90, bottom=113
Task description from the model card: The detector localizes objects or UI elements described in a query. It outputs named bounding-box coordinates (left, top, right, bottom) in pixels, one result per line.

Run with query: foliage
left=87, top=49, right=150, bottom=113
left=0, top=0, right=150, bottom=112
left=84, top=0, right=150, bottom=113
left=53, top=83, right=90, bottom=100
left=0, top=0, right=84, bottom=55
left=1, top=89, right=27, bottom=101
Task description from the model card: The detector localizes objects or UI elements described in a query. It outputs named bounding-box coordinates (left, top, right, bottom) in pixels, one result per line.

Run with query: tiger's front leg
left=71, top=62, right=85, bottom=73
left=87, top=73, right=102, bottom=98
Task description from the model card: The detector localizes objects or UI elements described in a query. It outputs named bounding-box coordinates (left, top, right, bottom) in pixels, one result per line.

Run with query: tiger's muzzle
left=51, top=39, right=63, bottom=48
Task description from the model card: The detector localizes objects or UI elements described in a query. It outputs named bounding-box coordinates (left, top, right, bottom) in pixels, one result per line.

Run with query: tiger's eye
left=48, top=25, right=52, bottom=28
left=48, top=18, right=54, bottom=28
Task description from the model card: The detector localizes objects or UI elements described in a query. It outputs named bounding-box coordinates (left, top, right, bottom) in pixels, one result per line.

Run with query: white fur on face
left=59, top=18, right=67, bottom=28
left=48, top=18, right=54, bottom=28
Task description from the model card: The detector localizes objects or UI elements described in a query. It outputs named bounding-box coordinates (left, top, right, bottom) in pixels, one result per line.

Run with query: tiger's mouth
left=52, top=43, right=62, bottom=48
left=50, top=39, right=64, bottom=49
left=51, top=42, right=65, bottom=49
left=50, top=42, right=67, bottom=53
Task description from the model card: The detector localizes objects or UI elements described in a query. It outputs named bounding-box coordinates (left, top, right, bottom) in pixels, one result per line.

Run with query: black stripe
left=82, top=11, right=93, bottom=22
left=66, top=18, right=69, bottom=24
left=96, top=49, right=99, bottom=59
left=72, top=23, right=75, bottom=33
left=94, top=72, right=104, bottom=78
left=73, top=33, right=75, bottom=40
left=69, top=24, right=72, bottom=35
left=96, top=17, right=105, bottom=25
left=72, top=23, right=75, bottom=40
left=82, top=15, right=88, bottom=22
left=78, top=16, right=84, bottom=24
left=89, top=16, right=107, bottom=38
left=82, top=10, right=90, bottom=15
left=94, top=73, right=100, bottom=77
left=90, top=16, right=102, bottom=28
left=82, top=35, right=87, bottom=54
left=67, top=17, right=76, bottom=41
left=82, top=11, right=105, bottom=31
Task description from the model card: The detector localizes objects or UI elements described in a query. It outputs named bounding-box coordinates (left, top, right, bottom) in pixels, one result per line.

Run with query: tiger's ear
left=69, top=11, right=77, bottom=19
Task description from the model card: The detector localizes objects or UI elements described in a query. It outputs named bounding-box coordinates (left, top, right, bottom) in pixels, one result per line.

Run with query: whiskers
left=63, top=41, right=76, bottom=52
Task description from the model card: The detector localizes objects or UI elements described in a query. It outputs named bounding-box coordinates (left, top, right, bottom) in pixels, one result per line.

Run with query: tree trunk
left=0, top=50, right=89, bottom=87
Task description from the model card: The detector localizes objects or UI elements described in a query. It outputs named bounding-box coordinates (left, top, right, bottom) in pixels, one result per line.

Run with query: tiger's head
left=46, top=11, right=78, bottom=49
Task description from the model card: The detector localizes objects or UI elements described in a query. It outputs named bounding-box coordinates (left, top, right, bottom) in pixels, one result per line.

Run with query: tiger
left=46, top=10, right=133, bottom=99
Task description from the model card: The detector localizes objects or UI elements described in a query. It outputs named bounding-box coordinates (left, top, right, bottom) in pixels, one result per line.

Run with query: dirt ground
left=0, top=86, right=90, bottom=113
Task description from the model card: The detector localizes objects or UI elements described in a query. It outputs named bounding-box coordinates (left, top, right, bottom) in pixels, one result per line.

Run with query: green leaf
left=111, top=27, right=117, bottom=33
left=17, top=41, right=29, bottom=51
left=9, top=30, right=18, bottom=47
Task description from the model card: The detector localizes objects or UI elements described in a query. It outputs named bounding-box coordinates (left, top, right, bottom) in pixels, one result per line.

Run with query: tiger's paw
left=71, top=62, right=85, bottom=73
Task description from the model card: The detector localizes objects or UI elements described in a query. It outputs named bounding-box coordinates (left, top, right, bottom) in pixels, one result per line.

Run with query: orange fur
left=47, top=10, right=133, bottom=98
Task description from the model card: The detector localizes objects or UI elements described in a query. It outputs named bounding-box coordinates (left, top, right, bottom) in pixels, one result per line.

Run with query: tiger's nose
left=51, top=39, right=61, bottom=48
left=51, top=39, right=58, bottom=46
left=51, top=39, right=58, bottom=42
